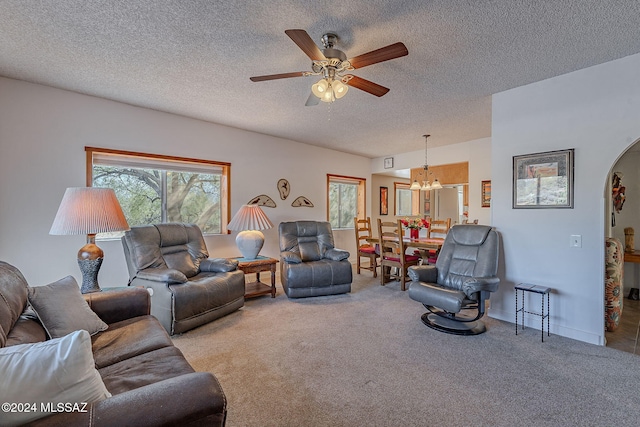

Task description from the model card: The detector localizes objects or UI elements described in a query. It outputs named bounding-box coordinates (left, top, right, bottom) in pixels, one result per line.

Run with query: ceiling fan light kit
left=250, top=29, right=408, bottom=105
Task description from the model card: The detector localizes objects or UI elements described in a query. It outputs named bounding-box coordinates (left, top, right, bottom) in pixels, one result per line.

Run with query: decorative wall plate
left=248, top=194, right=277, bottom=208
left=291, top=196, right=314, bottom=207
left=277, top=179, right=290, bottom=200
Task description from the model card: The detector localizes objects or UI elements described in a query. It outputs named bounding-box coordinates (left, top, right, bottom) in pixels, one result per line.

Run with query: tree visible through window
left=87, top=147, right=230, bottom=237
left=327, top=174, right=366, bottom=229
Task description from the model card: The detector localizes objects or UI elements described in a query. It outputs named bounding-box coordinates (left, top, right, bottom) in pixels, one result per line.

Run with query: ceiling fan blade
left=305, top=92, right=320, bottom=106
left=348, top=42, right=408, bottom=69
left=285, top=29, right=326, bottom=61
left=250, top=71, right=306, bottom=82
left=346, top=76, right=390, bottom=97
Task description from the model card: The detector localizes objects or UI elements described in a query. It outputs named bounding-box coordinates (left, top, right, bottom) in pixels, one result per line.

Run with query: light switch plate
left=570, top=235, right=582, bottom=248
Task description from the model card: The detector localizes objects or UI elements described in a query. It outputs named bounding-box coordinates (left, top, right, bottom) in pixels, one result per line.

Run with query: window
left=86, top=147, right=230, bottom=237
left=395, top=182, right=420, bottom=216
left=395, top=182, right=413, bottom=216
left=327, top=174, right=366, bottom=229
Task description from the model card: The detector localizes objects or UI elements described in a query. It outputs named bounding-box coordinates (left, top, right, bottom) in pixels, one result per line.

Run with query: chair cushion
left=359, top=246, right=377, bottom=254
left=98, top=345, right=195, bottom=395
left=27, top=276, right=108, bottom=339
left=91, top=315, right=173, bottom=369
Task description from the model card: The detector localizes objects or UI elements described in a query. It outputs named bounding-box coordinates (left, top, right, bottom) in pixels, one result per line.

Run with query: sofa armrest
left=323, top=248, right=350, bottom=261
left=407, top=265, right=438, bottom=283
left=462, top=277, right=500, bottom=297
left=281, top=251, right=302, bottom=264
left=136, top=267, right=188, bottom=284
left=26, top=372, right=226, bottom=427
left=200, top=258, right=239, bottom=272
left=83, top=287, right=150, bottom=324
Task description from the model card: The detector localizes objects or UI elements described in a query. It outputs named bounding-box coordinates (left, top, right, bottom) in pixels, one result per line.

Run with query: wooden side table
left=235, top=256, right=278, bottom=298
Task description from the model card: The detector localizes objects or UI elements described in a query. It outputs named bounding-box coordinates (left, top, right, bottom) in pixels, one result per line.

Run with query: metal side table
left=515, top=283, right=551, bottom=342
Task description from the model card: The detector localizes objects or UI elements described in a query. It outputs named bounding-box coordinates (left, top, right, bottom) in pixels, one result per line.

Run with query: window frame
left=86, top=146, right=231, bottom=235
left=326, top=174, right=366, bottom=230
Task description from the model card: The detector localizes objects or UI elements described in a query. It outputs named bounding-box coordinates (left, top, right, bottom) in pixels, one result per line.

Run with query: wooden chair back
left=354, top=217, right=379, bottom=277
left=377, top=219, right=421, bottom=290
left=427, top=218, right=451, bottom=239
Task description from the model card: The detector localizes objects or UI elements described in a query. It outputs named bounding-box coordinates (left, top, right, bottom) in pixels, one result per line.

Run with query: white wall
left=372, top=137, right=493, bottom=226
left=491, top=53, right=640, bottom=345
left=0, top=77, right=370, bottom=287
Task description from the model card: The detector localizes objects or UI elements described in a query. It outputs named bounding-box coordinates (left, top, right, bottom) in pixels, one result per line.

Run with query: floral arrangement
left=401, top=217, right=429, bottom=230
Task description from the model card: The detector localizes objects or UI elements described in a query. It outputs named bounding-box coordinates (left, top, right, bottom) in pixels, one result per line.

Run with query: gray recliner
left=278, top=221, right=352, bottom=298
left=122, top=223, right=245, bottom=335
left=408, top=224, right=500, bottom=335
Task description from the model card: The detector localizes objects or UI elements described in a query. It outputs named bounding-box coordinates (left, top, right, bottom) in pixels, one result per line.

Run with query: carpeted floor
left=172, top=269, right=640, bottom=427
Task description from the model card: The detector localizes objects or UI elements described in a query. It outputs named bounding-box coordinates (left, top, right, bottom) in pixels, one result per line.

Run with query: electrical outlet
left=570, top=235, right=582, bottom=248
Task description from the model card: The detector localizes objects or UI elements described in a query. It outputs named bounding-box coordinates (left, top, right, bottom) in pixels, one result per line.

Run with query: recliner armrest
left=200, top=258, right=239, bottom=272
left=462, top=277, right=500, bottom=297
left=281, top=251, right=302, bottom=264
left=323, top=248, right=350, bottom=261
left=83, top=287, right=150, bottom=323
left=136, top=267, right=188, bottom=284
left=28, top=372, right=226, bottom=427
left=407, top=265, right=438, bottom=283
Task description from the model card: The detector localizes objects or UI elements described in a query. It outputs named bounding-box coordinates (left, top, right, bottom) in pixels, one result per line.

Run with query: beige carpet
left=172, top=269, right=640, bottom=427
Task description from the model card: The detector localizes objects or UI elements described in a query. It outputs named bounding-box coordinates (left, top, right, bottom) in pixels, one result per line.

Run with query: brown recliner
left=122, top=223, right=245, bottom=335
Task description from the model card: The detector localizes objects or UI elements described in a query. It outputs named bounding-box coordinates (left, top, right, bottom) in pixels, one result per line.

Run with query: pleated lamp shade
left=227, top=205, right=273, bottom=231
left=50, top=187, right=129, bottom=235
left=227, top=205, right=273, bottom=259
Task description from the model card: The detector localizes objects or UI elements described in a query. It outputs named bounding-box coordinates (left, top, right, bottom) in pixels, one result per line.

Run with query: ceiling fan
left=249, top=29, right=408, bottom=105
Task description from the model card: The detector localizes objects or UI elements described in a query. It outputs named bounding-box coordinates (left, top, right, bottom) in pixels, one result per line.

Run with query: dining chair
left=423, top=217, right=451, bottom=264
left=427, top=218, right=452, bottom=239
left=377, top=219, right=421, bottom=291
left=354, top=217, right=379, bottom=277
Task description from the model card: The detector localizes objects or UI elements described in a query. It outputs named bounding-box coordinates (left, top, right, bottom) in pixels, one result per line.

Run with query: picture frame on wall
left=380, top=186, right=388, bottom=215
left=513, top=148, right=574, bottom=209
left=481, top=180, right=491, bottom=208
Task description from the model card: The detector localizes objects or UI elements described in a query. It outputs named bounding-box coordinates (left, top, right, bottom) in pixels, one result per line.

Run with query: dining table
left=366, top=236, right=445, bottom=254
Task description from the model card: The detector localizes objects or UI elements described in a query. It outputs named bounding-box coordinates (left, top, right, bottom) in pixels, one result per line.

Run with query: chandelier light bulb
left=333, top=80, right=349, bottom=99
left=312, top=79, right=329, bottom=98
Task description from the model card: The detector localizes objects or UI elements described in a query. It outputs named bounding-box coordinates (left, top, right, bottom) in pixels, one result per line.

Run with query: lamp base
left=78, top=257, right=103, bottom=293
left=78, top=239, right=104, bottom=294
left=236, top=230, right=265, bottom=260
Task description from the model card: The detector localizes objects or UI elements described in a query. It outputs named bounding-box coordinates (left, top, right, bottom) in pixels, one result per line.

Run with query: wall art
left=248, top=194, right=277, bottom=208
left=513, top=149, right=574, bottom=209
left=380, top=186, right=388, bottom=215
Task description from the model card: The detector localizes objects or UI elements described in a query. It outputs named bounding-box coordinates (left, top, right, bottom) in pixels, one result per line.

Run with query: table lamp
left=227, top=205, right=273, bottom=259
left=50, top=187, right=130, bottom=293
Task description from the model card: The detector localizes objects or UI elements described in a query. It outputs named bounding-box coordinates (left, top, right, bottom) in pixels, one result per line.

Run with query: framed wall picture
left=513, top=149, right=574, bottom=209
left=380, top=186, right=388, bottom=215
left=481, top=180, right=491, bottom=208
left=383, top=157, right=394, bottom=169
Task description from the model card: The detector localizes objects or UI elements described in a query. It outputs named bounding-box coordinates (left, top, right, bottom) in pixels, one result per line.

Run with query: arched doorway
left=604, top=139, right=640, bottom=353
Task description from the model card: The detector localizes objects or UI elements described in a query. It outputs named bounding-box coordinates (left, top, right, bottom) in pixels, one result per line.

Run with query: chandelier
left=410, top=134, right=442, bottom=191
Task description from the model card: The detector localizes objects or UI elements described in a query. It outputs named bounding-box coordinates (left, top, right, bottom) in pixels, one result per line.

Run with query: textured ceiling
left=1, top=1, right=640, bottom=158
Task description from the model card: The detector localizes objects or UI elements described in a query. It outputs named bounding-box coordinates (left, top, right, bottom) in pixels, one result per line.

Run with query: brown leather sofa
left=0, top=261, right=227, bottom=426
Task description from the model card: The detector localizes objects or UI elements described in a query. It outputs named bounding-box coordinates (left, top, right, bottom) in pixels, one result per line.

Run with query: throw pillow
left=27, top=276, right=108, bottom=339
left=0, top=330, right=111, bottom=426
